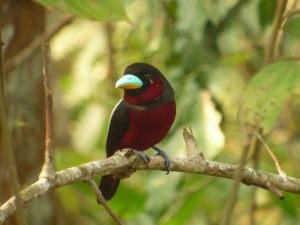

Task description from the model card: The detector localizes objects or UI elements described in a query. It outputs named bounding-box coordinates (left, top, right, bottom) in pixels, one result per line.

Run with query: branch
left=282, top=8, right=300, bottom=28
left=220, top=133, right=255, bottom=225
left=1, top=145, right=300, bottom=224
left=39, top=43, right=55, bottom=180
left=183, top=127, right=203, bottom=157
left=0, top=10, right=28, bottom=225
left=85, top=180, right=124, bottom=225
left=255, top=132, right=286, bottom=180
left=159, top=177, right=216, bottom=224
left=4, top=15, right=73, bottom=72
left=249, top=137, right=261, bottom=225
left=104, top=22, right=116, bottom=83
left=264, top=0, right=288, bottom=64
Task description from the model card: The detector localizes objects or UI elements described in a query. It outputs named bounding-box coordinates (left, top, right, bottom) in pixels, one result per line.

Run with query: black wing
left=106, top=99, right=130, bottom=157
left=99, top=99, right=130, bottom=200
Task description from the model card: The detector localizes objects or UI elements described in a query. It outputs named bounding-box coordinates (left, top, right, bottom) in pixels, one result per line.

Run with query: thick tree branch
left=0, top=147, right=300, bottom=224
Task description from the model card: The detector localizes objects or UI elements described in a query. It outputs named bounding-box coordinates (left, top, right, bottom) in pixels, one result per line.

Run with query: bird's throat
left=124, top=78, right=164, bottom=105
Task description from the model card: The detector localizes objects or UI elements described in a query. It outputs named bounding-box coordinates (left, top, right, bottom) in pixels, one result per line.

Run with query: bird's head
left=115, top=63, right=174, bottom=105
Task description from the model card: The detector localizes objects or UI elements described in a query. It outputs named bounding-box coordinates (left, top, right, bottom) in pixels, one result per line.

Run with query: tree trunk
left=0, top=0, right=59, bottom=224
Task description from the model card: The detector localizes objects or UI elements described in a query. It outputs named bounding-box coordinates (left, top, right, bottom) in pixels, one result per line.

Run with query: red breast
left=119, top=101, right=176, bottom=150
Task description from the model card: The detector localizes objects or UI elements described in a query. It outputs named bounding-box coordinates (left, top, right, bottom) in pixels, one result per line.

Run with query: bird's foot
left=152, top=146, right=171, bottom=174
left=128, top=149, right=150, bottom=164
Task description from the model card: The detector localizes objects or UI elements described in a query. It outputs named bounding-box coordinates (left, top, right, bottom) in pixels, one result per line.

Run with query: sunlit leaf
left=35, top=0, right=128, bottom=21
left=240, top=61, right=300, bottom=133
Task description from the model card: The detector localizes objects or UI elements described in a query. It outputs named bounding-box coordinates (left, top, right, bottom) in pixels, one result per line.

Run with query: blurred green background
left=2, top=0, right=300, bottom=224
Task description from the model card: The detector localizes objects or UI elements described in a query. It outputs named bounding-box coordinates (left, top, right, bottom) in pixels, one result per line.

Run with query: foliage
left=285, top=14, right=300, bottom=40
left=240, top=61, right=300, bottom=134
left=35, top=0, right=127, bottom=21
left=31, top=0, right=300, bottom=224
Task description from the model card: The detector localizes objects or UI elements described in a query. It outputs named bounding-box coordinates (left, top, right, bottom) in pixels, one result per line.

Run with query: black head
left=115, top=62, right=174, bottom=106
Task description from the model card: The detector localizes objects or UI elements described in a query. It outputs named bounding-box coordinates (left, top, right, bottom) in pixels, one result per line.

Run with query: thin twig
left=276, top=1, right=300, bottom=57
left=249, top=144, right=260, bottom=225
left=274, top=56, right=300, bottom=62
left=0, top=13, right=28, bottom=225
left=219, top=133, right=257, bottom=225
left=39, top=43, right=55, bottom=180
left=282, top=8, right=300, bottom=27
left=159, top=177, right=216, bottom=224
left=183, top=127, right=204, bottom=157
left=255, top=132, right=287, bottom=179
left=85, top=180, right=124, bottom=225
left=0, top=46, right=4, bottom=96
left=4, top=14, right=73, bottom=72
left=104, top=22, right=116, bottom=83
left=264, top=0, right=288, bottom=64
left=266, top=181, right=284, bottom=199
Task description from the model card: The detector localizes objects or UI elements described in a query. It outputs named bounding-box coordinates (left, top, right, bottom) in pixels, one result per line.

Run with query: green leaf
left=35, top=0, right=128, bottom=21
left=258, top=0, right=276, bottom=28
left=240, top=61, right=300, bottom=133
left=285, top=15, right=300, bottom=40
left=273, top=192, right=300, bottom=217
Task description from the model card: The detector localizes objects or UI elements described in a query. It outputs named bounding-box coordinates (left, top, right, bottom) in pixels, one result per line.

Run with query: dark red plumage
left=120, top=101, right=175, bottom=150
left=124, top=77, right=163, bottom=105
left=99, top=62, right=176, bottom=200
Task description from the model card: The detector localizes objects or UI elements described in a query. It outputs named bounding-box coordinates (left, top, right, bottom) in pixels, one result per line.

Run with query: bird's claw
left=152, top=146, right=171, bottom=174
left=129, top=149, right=150, bottom=164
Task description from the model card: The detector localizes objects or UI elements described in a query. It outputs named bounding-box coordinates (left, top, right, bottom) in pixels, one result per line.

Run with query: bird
left=99, top=62, right=176, bottom=201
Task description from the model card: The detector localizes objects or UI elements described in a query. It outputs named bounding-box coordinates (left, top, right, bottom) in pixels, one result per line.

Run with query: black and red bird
left=99, top=62, right=176, bottom=200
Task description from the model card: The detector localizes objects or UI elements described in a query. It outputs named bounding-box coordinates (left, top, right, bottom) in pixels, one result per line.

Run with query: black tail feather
left=99, top=175, right=120, bottom=201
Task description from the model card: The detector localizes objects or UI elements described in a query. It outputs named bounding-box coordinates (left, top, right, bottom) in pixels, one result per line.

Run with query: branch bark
left=264, top=0, right=288, bottom=64
left=0, top=8, right=28, bottom=225
left=85, top=180, right=124, bottom=225
left=0, top=146, right=300, bottom=224
left=4, top=15, right=73, bottom=72
left=39, top=43, right=55, bottom=180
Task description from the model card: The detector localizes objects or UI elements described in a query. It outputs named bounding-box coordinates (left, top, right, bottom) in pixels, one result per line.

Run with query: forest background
left=1, top=0, right=300, bottom=225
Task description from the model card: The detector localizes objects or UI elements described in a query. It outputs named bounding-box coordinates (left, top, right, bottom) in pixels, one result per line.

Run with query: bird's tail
left=99, top=175, right=120, bottom=201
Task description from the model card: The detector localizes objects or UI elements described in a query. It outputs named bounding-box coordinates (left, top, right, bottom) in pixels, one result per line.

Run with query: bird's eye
left=144, top=74, right=154, bottom=84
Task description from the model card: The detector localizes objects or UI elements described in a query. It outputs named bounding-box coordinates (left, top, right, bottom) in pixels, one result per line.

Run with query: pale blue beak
left=115, top=74, right=143, bottom=89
